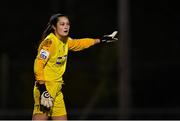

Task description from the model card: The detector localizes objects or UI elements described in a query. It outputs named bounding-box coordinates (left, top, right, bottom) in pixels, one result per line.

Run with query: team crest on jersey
left=40, top=49, right=49, bottom=59
left=56, top=55, right=67, bottom=64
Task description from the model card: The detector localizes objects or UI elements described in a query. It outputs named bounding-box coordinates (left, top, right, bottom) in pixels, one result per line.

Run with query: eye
left=59, top=23, right=65, bottom=26
left=66, top=22, right=70, bottom=26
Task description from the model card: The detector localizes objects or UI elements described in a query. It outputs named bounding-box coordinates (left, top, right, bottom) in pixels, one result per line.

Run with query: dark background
left=0, top=0, right=180, bottom=120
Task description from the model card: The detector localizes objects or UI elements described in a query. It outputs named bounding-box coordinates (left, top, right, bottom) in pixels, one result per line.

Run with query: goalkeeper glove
left=100, top=31, right=118, bottom=43
left=37, top=82, right=53, bottom=111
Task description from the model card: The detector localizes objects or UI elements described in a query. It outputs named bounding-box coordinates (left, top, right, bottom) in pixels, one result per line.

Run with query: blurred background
left=0, top=0, right=180, bottom=120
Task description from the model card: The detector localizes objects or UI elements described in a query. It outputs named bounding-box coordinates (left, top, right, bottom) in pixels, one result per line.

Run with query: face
left=53, top=16, right=70, bottom=38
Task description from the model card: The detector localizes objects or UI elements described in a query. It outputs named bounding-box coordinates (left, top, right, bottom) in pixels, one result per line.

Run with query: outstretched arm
left=68, top=38, right=100, bottom=51
left=68, top=31, right=118, bottom=51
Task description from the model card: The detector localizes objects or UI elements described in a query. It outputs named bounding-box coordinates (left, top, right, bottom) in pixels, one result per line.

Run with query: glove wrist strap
left=37, top=83, right=47, bottom=95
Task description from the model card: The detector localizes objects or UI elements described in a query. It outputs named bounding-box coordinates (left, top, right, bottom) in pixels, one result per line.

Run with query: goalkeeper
left=32, top=13, right=118, bottom=120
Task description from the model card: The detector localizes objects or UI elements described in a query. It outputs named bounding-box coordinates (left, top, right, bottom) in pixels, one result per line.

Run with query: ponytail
left=41, top=22, right=52, bottom=41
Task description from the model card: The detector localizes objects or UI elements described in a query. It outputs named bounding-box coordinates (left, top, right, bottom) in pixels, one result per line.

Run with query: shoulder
left=67, top=37, right=74, bottom=43
left=68, top=37, right=73, bottom=40
left=41, top=39, right=53, bottom=47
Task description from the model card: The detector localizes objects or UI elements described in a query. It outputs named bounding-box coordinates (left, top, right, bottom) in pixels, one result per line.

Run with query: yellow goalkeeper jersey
left=34, top=33, right=96, bottom=83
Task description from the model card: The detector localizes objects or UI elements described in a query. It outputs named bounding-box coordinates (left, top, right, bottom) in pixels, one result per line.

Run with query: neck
left=54, top=33, right=68, bottom=43
left=59, top=36, right=68, bottom=43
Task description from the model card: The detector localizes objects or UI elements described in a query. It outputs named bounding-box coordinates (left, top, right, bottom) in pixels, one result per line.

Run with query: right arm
left=34, top=39, right=54, bottom=109
left=34, top=39, right=54, bottom=82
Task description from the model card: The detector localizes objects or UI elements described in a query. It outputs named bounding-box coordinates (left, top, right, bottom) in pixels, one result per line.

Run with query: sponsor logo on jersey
left=56, top=55, right=67, bottom=64
left=40, top=49, right=49, bottom=59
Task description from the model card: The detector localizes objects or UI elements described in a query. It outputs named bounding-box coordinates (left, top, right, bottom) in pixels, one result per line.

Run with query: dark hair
left=41, top=13, right=68, bottom=41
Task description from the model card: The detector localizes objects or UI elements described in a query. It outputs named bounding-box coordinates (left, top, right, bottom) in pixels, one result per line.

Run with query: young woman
left=32, top=13, right=117, bottom=120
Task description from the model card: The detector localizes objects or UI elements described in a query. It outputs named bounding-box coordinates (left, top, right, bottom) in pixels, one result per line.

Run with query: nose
left=64, top=26, right=69, bottom=31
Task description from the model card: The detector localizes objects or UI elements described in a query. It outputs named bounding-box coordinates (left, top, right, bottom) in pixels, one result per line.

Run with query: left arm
left=68, top=38, right=100, bottom=51
left=67, top=31, right=118, bottom=51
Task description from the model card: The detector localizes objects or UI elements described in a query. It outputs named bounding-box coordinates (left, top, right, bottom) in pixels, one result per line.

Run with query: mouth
left=64, top=30, right=68, bottom=33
